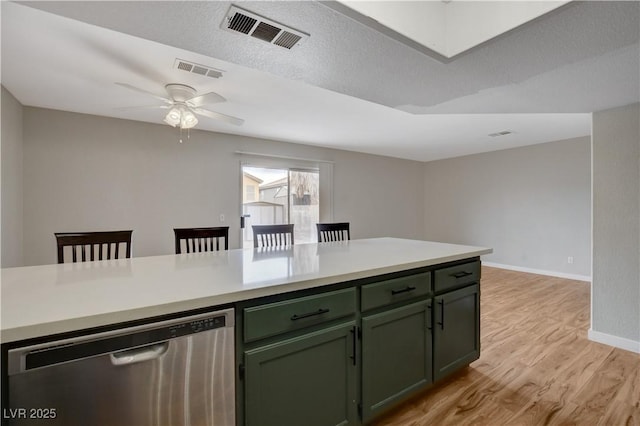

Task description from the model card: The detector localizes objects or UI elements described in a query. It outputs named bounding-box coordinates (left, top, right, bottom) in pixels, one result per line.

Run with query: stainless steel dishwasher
left=7, top=308, right=235, bottom=426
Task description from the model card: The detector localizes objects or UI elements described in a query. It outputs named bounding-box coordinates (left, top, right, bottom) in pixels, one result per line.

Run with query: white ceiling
left=337, top=1, right=569, bottom=58
left=1, top=1, right=638, bottom=162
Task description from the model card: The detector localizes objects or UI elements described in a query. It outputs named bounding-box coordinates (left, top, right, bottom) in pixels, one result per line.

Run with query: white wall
left=591, top=103, right=640, bottom=350
left=21, top=107, right=425, bottom=266
left=1, top=86, right=24, bottom=268
left=423, top=136, right=591, bottom=279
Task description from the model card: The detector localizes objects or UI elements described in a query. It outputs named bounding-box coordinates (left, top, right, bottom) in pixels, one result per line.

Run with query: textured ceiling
left=2, top=1, right=639, bottom=161
left=23, top=1, right=639, bottom=113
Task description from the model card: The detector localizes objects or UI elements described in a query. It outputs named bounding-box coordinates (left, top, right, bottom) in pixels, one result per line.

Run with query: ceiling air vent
left=274, top=32, right=302, bottom=49
left=174, top=59, right=224, bottom=79
left=228, top=12, right=257, bottom=34
left=222, top=5, right=309, bottom=50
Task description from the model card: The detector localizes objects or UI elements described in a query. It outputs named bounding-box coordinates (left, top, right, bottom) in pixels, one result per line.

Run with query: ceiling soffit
left=332, top=1, right=570, bottom=60
left=20, top=1, right=639, bottom=116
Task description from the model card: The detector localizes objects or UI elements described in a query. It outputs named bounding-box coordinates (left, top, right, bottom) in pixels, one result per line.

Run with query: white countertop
left=1, top=238, right=491, bottom=344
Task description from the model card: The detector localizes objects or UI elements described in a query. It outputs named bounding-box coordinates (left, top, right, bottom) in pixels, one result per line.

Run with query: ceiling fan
left=116, top=82, right=245, bottom=131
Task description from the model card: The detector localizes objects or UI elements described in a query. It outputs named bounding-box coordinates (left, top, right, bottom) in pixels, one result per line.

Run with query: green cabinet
left=433, top=261, right=480, bottom=293
left=360, top=272, right=431, bottom=311
left=244, top=321, right=358, bottom=426
left=238, top=259, right=482, bottom=425
left=243, top=288, right=356, bottom=342
left=433, top=283, right=480, bottom=381
left=361, top=300, right=432, bottom=423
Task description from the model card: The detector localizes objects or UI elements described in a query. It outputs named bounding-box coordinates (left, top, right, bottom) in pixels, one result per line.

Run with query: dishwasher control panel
left=169, top=315, right=226, bottom=338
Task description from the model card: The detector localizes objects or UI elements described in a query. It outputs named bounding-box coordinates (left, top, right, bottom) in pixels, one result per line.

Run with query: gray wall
left=1, top=87, right=24, bottom=268
left=592, top=103, right=640, bottom=343
left=20, top=107, right=425, bottom=266
left=423, top=136, right=591, bottom=278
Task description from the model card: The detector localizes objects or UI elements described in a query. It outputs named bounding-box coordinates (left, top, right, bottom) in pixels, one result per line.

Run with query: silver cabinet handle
left=110, top=342, right=168, bottom=366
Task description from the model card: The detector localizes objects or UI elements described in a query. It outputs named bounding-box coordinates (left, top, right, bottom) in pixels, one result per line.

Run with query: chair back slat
left=317, top=222, right=351, bottom=243
left=174, top=227, right=229, bottom=254
left=252, top=224, right=294, bottom=248
left=55, top=231, right=133, bottom=264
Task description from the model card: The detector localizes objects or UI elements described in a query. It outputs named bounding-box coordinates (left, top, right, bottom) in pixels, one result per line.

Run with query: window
left=241, top=166, right=321, bottom=248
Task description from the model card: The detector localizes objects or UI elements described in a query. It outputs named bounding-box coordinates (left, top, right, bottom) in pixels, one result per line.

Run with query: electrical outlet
left=219, top=214, right=225, bottom=222
left=567, top=256, right=574, bottom=264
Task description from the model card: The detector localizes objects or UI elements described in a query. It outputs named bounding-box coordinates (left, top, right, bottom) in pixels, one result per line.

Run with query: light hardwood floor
left=377, top=266, right=640, bottom=426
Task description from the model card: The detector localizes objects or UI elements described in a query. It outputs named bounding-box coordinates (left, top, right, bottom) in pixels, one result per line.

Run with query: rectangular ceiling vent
left=222, top=5, right=309, bottom=50
left=174, top=59, right=224, bottom=79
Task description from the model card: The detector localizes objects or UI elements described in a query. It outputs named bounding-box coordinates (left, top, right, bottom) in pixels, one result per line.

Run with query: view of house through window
left=242, top=166, right=319, bottom=248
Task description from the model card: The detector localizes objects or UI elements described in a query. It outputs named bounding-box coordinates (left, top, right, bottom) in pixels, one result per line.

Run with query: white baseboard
left=482, top=262, right=591, bottom=282
left=588, top=329, right=640, bottom=354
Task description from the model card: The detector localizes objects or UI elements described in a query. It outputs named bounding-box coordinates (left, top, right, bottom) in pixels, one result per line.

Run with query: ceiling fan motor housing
left=165, top=83, right=197, bottom=103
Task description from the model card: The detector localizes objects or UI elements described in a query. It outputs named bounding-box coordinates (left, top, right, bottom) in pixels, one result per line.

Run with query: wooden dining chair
left=317, top=222, right=350, bottom=242
left=55, top=230, right=133, bottom=264
left=252, top=224, right=294, bottom=248
left=174, top=226, right=229, bottom=254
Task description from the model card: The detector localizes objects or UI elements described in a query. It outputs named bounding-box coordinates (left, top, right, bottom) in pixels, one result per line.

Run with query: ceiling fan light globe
left=181, top=111, right=198, bottom=129
left=163, top=116, right=178, bottom=127
left=164, top=107, right=182, bottom=127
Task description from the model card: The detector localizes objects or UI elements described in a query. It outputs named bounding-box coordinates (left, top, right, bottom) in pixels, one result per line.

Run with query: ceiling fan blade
left=193, top=108, right=244, bottom=126
left=188, top=91, right=226, bottom=107
left=115, top=105, right=171, bottom=111
left=115, top=83, right=172, bottom=104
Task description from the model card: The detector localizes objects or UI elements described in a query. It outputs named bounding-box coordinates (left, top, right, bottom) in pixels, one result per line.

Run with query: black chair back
left=252, top=224, right=294, bottom=248
left=55, top=230, right=133, bottom=264
left=317, top=222, right=350, bottom=242
left=174, top=227, right=229, bottom=254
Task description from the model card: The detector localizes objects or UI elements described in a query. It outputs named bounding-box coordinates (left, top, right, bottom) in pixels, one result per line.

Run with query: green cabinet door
left=361, top=301, right=433, bottom=423
left=244, top=322, right=358, bottom=426
left=433, top=284, right=480, bottom=381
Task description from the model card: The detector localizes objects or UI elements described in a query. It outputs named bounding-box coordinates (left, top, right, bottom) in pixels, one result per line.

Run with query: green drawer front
left=244, top=288, right=356, bottom=342
left=434, top=261, right=480, bottom=293
left=361, top=272, right=431, bottom=311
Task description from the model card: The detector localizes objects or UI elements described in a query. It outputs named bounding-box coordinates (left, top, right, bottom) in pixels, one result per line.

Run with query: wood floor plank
left=375, top=266, right=640, bottom=426
left=599, top=365, right=640, bottom=426
left=555, top=350, right=640, bottom=424
left=509, top=397, right=569, bottom=426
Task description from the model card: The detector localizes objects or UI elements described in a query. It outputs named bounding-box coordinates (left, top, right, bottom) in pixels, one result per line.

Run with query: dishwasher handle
left=8, top=308, right=233, bottom=375
left=110, top=342, right=169, bottom=366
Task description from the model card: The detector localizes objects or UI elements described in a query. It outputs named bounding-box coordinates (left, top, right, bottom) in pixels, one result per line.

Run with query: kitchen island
left=2, top=238, right=491, bottom=425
